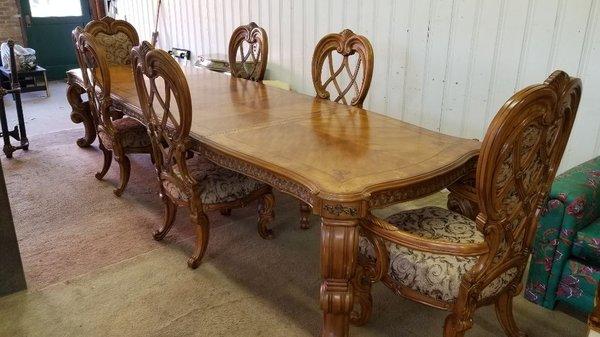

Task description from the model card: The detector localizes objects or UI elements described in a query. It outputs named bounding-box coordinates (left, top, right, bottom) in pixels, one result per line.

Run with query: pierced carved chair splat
left=228, top=22, right=268, bottom=82
left=132, top=41, right=276, bottom=269
left=312, top=29, right=374, bottom=108
left=298, top=29, right=375, bottom=230
left=352, top=70, right=582, bottom=337
left=72, top=27, right=152, bottom=197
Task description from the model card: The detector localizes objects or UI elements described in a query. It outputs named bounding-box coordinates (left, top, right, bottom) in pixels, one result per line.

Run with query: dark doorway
left=19, top=0, right=92, bottom=79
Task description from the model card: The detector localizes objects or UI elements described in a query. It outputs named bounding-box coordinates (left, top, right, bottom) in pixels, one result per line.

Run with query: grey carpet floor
left=0, top=129, right=588, bottom=337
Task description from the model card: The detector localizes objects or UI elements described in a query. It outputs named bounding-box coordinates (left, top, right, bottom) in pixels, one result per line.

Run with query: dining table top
left=69, top=64, right=480, bottom=204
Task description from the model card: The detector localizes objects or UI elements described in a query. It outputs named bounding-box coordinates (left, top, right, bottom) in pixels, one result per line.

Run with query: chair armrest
left=361, top=215, right=488, bottom=257
left=547, top=156, right=600, bottom=231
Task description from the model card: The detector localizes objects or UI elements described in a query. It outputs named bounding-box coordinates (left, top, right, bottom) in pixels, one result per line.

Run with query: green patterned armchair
left=525, top=156, right=600, bottom=313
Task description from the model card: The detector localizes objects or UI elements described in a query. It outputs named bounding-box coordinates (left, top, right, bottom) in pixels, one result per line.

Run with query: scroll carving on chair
left=131, top=41, right=275, bottom=269
left=72, top=27, right=152, bottom=196
left=297, top=29, right=375, bottom=230
left=228, top=22, right=268, bottom=82
left=353, top=70, right=582, bottom=337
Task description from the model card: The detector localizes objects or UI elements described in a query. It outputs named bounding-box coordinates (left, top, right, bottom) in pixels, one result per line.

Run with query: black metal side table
left=0, top=65, right=49, bottom=98
left=0, top=40, right=28, bottom=158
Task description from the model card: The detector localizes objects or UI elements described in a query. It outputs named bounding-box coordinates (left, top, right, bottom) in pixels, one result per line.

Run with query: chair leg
left=95, top=142, right=112, bottom=180
left=495, top=291, right=527, bottom=337
left=220, top=208, right=232, bottom=216
left=149, top=150, right=156, bottom=164
left=257, top=191, right=275, bottom=239
left=187, top=209, right=210, bottom=269
left=113, top=154, right=131, bottom=197
left=153, top=196, right=178, bottom=241
left=443, top=310, right=474, bottom=337
left=299, top=201, right=311, bottom=229
left=350, top=264, right=373, bottom=326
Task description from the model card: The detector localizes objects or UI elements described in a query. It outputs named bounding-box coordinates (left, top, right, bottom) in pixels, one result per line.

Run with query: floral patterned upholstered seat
left=97, top=117, right=151, bottom=150
left=525, top=156, right=600, bottom=314
left=360, top=206, right=515, bottom=302
left=163, top=156, right=267, bottom=205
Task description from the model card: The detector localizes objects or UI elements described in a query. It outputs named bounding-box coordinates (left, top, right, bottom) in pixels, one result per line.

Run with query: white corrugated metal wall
left=115, top=0, right=600, bottom=172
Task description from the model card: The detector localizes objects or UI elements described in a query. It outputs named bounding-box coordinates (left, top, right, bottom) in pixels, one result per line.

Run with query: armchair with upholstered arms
left=351, top=70, right=581, bottom=337
left=525, top=156, right=600, bottom=314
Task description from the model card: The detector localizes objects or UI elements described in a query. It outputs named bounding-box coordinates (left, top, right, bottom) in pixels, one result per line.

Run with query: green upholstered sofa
left=525, top=156, right=600, bottom=313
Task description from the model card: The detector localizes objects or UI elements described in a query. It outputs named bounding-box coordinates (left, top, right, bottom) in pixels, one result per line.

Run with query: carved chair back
left=131, top=42, right=195, bottom=196
left=471, top=70, right=581, bottom=298
left=311, top=29, right=374, bottom=108
left=228, top=22, right=268, bottom=82
left=72, top=28, right=117, bottom=138
left=84, top=16, right=139, bottom=65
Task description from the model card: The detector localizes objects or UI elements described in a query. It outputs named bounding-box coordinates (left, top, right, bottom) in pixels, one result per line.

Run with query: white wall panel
left=116, top=0, right=600, bottom=172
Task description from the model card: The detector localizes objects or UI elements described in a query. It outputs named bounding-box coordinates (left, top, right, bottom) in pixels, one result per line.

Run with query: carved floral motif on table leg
left=257, top=191, right=275, bottom=239
left=300, top=201, right=312, bottom=229
left=447, top=159, right=479, bottom=220
left=66, top=80, right=96, bottom=147
left=447, top=189, right=479, bottom=221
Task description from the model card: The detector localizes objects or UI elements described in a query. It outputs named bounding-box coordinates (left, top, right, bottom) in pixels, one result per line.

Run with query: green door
left=19, top=0, right=92, bottom=80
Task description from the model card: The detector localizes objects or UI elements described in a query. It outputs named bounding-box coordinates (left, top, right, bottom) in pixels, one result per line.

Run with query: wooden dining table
left=66, top=64, right=480, bottom=337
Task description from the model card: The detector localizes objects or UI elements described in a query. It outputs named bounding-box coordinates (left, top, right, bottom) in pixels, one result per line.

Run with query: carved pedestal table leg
left=300, top=201, right=311, bottom=229
left=447, top=190, right=479, bottom=221
left=67, top=81, right=96, bottom=147
left=447, top=159, right=479, bottom=220
left=320, top=216, right=359, bottom=337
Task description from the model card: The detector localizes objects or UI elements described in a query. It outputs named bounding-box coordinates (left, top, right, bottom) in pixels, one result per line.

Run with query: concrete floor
left=4, top=80, right=74, bottom=137
left=0, top=81, right=589, bottom=336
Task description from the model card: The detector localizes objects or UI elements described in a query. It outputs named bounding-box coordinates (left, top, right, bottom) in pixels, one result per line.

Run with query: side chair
left=72, top=28, right=152, bottom=196
left=131, top=42, right=275, bottom=268
left=219, top=22, right=269, bottom=217
left=299, top=29, right=374, bottom=229
left=352, top=70, right=582, bottom=337
left=228, top=22, right=268, bottom=82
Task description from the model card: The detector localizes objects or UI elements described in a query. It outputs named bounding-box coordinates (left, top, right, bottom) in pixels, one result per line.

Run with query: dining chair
left=131, top=41, right=275, bottom=269
left=351, top=70, right=582, bottom=337
left=298, top=29, right=375, bottom=229
left=83, top=16, right=139, bottom=66
left=228, top=22, right=268, bottom=82
left=72, top=28, right=152, bottom=196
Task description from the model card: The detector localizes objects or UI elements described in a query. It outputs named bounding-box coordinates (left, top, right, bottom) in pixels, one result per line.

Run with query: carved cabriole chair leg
left=187, top=208, right=210, bottom=269
left=113, top=153, right=131, bottom=197
left=257, top=191, right=275, bottom=239
left=350, top=262, right=373, bottom=326
left=495, top=289, right=527, bottom=337
left=153, top=195, right=178, bottom=241
left=443, top=312, right=472, bottom=337
left=149, top=150, right=155, bottom=164
left=95, top=142, right=112, bottom=180
left=299, top=201, right=311, bottom=229
left=220, top=208, right=232, bottom=216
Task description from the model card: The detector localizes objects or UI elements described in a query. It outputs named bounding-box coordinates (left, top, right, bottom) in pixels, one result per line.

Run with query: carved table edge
left=367, top=155, right=478, bottom=209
